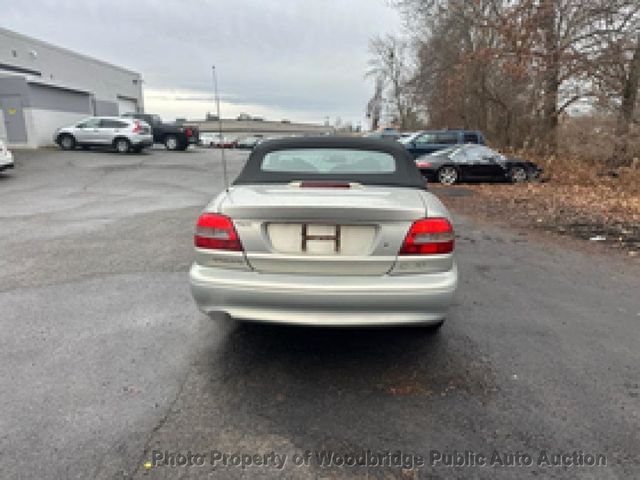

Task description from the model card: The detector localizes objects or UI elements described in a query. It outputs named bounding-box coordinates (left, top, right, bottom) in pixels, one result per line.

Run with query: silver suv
left=54, top=117, right=153, bottom=153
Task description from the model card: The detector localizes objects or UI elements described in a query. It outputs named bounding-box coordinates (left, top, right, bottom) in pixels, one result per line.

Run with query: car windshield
left=429, top=146, right=460, bottom=157
left=466, top=145, right=506, bottom=162
left=234, top=139, right=426, bottom=188
left=261, top=148, right=396, bottom=174
left=76, top=118, right=100, bottom=128
left=398, top=133, right=419, bottom=145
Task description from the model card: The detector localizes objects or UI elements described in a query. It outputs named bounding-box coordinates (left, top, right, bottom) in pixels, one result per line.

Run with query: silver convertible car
left=189, top=137, right=458, bottom=327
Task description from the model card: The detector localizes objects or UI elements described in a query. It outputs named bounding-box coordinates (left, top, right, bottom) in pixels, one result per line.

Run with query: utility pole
left=212, top=65, right=229, bottom=190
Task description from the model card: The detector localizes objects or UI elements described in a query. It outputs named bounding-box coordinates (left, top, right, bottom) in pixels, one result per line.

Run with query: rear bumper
left=528, top=166, right=543, bottom=179
left=189, top=263, right=458, bottom=326
left=0, top=152, right=13, bottom=171
left=419, top=168, right=437, bottom=180
left=130, top=134, right=153, bottom=147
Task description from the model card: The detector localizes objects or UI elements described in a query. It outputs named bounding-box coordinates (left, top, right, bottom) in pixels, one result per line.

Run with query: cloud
left=1, top=0, right=402, bottom=124
left=144, top=87, right=324, bottom=123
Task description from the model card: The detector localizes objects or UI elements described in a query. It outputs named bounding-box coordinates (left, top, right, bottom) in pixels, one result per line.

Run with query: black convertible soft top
left=233, top=136, right=426, bottom=189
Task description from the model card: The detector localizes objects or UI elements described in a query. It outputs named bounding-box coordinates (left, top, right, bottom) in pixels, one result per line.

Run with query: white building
left=0, top=27, right=143, bottom=148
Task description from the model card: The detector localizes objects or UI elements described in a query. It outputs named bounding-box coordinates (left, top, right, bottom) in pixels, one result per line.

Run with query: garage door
left=117, top=97, right=137, bottom=115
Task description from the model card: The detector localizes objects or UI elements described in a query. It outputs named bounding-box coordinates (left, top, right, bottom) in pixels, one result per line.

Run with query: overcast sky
left=1, top=0, right=402, bottom=125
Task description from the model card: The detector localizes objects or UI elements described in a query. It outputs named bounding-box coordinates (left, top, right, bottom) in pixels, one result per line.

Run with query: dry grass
left=507, top=153, right=640, bottom=225
left=436, top=153, right=640, bottom=256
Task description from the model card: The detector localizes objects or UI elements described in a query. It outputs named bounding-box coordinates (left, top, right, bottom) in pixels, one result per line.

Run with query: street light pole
left=212, top=65, right=229, bottom=190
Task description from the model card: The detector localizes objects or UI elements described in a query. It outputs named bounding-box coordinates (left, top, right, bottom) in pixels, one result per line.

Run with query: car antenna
left=212, top=65, right=229, bottom=190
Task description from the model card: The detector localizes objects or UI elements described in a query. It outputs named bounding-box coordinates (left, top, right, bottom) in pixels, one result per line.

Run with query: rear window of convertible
left=261, top=149, right=397, bottom=174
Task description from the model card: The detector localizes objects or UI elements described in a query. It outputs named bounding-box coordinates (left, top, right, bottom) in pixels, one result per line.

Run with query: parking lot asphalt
left=0, top=147, right=639, bottom=480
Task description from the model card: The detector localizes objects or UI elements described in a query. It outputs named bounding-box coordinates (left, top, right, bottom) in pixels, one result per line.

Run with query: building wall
left=95, top=100, right=119, bottom=116
left=25, top=110, right=88, bottom=147
left=0, top=109, right=5, bottom=139
left=0, top=27, right=143, bottom=147
left=0, top=27, right=143, bottom=106
left=0, top=76, right=30, bottom=143
left=28, top=83, right=92, bottom=113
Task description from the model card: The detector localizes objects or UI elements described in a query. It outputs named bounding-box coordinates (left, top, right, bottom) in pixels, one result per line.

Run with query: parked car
left=121, top=113, right=199, bottom=151
left=403, top=130, right=485, bottom=158
left=189, top=137, right=457, bottom=328
left=214, top=136, right=237, bottom=148
left=415, top=144, right=543, bottom=184
left=199, top=133, right=237, bottom=148
left=364, top=128, right=401, bottom=141
left=398, top=131, right=421, bottom=146
left=0, top=139, right=14, bottom=172
left=199, top=133, right=217, bottom=147
left=54, top=117, right=153, bottom=153
left=236, top=136, right=263, bottom=149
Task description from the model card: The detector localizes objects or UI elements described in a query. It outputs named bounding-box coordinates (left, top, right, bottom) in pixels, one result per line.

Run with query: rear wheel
left=438, top=166, right=458, bottom=185
left=509, top=166, right=527, bottom=183
left=426, top=319, right=445, bottom=330
left=59, top=135, right=75, bottom=151
left=165, top=135, right=179, bottom=150
left=411, top=319, right=445, bottom=334
left=114, top=138, right=131, bottom=154
left=527, top=170, right=540, bottom=182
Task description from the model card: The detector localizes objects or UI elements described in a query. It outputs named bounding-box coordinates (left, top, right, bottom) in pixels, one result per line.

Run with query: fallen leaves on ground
left=432, top=161, right=640, bottom=256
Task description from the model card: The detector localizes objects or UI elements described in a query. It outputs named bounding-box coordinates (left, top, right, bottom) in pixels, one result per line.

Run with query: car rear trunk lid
left=218, top=184, right=427, bottom=275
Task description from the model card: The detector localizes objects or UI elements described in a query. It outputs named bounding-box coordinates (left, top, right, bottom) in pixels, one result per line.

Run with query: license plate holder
left=301, top=224, right=341, bottom=253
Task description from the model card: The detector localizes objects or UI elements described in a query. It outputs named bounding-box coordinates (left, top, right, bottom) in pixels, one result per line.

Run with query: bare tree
left=366, top=76, right=384, bottom=131
left=367, top=34, right=419, bottom=129
left=618, top=34, right=640, bottom=136
left=387, top=0, right=640, bottom=158
left=611, top=33, right=640, bottom=166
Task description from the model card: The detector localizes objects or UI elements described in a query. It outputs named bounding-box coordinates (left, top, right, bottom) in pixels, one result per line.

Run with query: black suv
left=122, top=113, right=199, bottom=151
left=402, top=130, right=485, bottom=158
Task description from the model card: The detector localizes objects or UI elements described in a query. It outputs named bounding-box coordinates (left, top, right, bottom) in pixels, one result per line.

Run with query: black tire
left=423, top=319, right=445, bottom=332
left=509, top=166, right=527, bottom=183
left=114, top=138, right=131, bottom=154
left=437, top=166, right=458, bottom=185
left=527, top=170, right=539, bottom=182
left=164, top=135, right=179, bottom=151
left=177, top=144, right=188, bottom=151
left=410, top=319, right=445, bottom=334
left=58, top=134, right=76, bottom=151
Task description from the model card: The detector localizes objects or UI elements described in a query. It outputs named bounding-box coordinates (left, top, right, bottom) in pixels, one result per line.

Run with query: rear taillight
left=194, top=213, right=243, bottom=251
left=132, top=120, right=141, bottom=133
left=416, top=161, right=432, bottom=168
left=399, top=218, right=454, bottom=255
left=185, top=128, right=193, bottom=137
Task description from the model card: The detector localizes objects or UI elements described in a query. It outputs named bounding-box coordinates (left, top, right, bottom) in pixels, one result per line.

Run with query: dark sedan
left=416, top=144, right=542, bottom=185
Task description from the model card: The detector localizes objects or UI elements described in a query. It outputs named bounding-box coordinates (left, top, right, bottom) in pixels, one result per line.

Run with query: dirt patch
left=431, top=180, right=640, bottom=258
